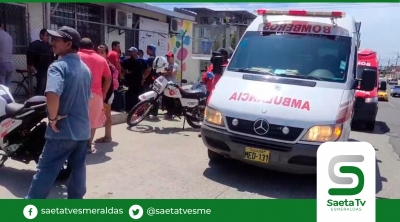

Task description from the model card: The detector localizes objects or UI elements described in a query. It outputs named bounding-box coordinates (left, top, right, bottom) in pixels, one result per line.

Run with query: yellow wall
left=167, top=20, right=197, bottom=82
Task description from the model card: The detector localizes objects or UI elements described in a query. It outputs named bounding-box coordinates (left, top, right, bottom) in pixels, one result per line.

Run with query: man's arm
left=201, top=65, right=213, bottom=83
left=45, top=64, right=64, bottom=120
left=101, top=59, right=112, bottom=99
left=171, top=64, right=179, bottom=76
left=142, top=58, right=154, bottom=83
left=109, top=52, right=122, bottom=79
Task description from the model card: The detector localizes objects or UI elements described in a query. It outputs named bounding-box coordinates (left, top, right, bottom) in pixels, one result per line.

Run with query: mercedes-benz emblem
left=253, top=119, right=270, bottom=135
left=274, top=85, right=281, bottom=91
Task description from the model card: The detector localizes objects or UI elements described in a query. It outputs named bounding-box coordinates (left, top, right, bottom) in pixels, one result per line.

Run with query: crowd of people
left=6, top=25, right=181, bottom=199
left=0, top=22, right=229, bottom=199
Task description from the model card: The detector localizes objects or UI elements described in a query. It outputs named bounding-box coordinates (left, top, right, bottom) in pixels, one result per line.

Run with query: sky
left=149, top=3, right=400, bottom=66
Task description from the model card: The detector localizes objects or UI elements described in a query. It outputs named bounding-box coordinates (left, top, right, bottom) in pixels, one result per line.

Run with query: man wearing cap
left=142, top=44, right=159, bottom=118
left=121, top=46, right=146, bottom=111
left=201, top=48, right=229, bottom=98
left=161, top=52, right=179, bottom=119
left=26, top=26, right=92, bottom=199
left=78, top=38, right=112, bottom=154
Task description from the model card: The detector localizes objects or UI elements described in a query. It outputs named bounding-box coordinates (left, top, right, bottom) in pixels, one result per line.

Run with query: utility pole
left=396, top=52, right=399, bottom=66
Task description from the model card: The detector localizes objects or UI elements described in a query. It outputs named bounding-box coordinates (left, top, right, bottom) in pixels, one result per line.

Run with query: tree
left=231, top=31, right=237, bottom=49
left=213, top=38, right=220, bottom=51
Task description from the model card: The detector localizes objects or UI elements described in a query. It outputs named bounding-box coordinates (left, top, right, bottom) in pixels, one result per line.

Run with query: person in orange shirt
left=107, top=41, right=122, bottom=80
left=78, top=38, right=112, bottom=154
left=201, top=48, right=229, bottom=98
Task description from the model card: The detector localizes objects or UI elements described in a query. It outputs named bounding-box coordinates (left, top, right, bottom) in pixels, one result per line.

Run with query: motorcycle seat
left=5, top=103, right=24, bottom=116
left=178, top=88, right=206, bottom=99
left=25, top=96, right=46, bottom=108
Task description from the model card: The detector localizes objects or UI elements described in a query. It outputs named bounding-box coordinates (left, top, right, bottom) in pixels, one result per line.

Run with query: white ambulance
left=201, top=9, right=377, bottom=174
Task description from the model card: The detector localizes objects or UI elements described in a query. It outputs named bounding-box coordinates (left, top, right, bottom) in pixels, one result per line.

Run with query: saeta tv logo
left=317, top=142, right=376, bottom=222
left=327, top=155, right=366, bottom=207
left=328, top=155, right=364, bottom=195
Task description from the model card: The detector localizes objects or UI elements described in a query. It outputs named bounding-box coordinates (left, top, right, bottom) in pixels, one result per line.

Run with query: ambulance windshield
left=228, top=31, right=352, bottom=83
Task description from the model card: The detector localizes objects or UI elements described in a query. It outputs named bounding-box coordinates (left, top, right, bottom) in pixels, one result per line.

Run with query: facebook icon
left=23, top=204, right=38, bottom=219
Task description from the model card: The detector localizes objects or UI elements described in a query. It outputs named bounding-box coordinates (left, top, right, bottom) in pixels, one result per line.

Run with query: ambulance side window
left=353, top=46, right=358, bottom=79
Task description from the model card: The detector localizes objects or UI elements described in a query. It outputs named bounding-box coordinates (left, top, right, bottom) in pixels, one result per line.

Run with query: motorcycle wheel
left=126, top=100, right=154, bottom=127
left=0, top=150, right=7, bottom=167
left=186, top=101, right=206, bottom=129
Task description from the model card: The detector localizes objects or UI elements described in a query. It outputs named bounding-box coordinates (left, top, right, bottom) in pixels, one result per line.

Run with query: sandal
left=94, top=137, right=112, bottom=143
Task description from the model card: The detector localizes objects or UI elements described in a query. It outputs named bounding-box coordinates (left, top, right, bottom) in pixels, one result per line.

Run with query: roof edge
left=122, top=3, right=195, bottom=21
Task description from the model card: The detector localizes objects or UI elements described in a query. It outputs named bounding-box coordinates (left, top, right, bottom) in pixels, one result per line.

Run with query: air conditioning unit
left=110, top=9, right=133, bottom=28
left=170, top=18, right=180, bottom=33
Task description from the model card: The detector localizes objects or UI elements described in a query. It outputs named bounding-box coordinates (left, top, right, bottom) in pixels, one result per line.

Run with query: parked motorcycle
left=126, top=75, right=207, bottom=129
left=0, top=84, right=70, bottom=180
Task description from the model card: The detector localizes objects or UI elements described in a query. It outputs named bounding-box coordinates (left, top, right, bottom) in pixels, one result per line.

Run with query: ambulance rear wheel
left=365, top=121, right=375, bottom=132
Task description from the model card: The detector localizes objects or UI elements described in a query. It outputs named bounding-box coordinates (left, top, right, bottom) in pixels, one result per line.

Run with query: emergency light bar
left=256, top=9, right=345, bottom=18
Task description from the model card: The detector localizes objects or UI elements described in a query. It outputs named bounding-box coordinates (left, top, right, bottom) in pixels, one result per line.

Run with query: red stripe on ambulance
left=336, top=101, right=353, bottom=124
left=229, top=92, right=310, bottom=111
left=263, top=22, right=332, bottom=35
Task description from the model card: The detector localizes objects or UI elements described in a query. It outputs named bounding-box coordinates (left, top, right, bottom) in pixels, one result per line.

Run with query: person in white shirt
left=161, top=52, right=180, bottom=119
left=0, top=20, right=15, bottom=86
left=162, top=52, right=179, bottom=82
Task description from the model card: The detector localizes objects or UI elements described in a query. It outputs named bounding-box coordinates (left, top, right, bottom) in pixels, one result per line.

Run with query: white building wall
left=99, top=3, right=167, bottom=51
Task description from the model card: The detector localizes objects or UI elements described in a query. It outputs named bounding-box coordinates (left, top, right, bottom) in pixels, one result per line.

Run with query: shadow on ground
left=86, top=141, right=119, bottom=165
left=351, top=121, right=390, bottom=135
left=127, top=124, right=199, bottom=136
left=0, top=166, right=67, bottom=198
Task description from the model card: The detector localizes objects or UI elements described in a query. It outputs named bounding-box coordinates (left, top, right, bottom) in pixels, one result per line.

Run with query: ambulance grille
left=225, top=117, right=303, bottom=141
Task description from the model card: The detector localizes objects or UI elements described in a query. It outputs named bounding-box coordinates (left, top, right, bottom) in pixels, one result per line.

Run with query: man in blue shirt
left=142, top=44, right=158, bottom=118
left=26, top=26, right=92, bottom=199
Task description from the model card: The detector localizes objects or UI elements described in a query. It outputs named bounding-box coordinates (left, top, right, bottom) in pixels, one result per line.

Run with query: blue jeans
left=26, top=139, right=88, bottom=199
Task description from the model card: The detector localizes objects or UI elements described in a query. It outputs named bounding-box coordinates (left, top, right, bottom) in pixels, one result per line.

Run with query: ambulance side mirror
left=359, top=69, right=377, bottom=91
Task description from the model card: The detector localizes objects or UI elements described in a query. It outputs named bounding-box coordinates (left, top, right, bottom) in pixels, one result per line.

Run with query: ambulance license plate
left=244, top=147, right=270, bottom=163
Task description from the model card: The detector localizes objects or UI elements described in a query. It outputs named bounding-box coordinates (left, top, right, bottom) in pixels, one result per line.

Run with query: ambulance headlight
left=204, top=106, right=224, bottom=126
left=301, top=124, right=342, bottom=142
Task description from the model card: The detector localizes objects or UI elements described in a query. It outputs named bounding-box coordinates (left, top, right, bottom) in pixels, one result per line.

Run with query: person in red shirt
left=201, top=48, right=229, bottom=98
left=107, top=41, right=122, bottom=80
left=78, top=38, right=111, bottom=154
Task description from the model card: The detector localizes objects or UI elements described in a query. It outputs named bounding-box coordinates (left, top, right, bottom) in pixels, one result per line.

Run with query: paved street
left=1, top=95, right=400, bottom=199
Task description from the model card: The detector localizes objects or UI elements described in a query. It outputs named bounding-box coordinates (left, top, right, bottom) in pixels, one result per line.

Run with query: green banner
left=0, top=199, right=396, bottom=221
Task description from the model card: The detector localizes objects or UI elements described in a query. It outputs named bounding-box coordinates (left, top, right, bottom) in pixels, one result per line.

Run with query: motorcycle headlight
left=204, top=106, right=224, bottom=126
left=301, top=124, right=342, bottom=142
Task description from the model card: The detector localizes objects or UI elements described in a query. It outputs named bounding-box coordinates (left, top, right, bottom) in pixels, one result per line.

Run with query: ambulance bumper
left=201, top=124, right=318, bottom=174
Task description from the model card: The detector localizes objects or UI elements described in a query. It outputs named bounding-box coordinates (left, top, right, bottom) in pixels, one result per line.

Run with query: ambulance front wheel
left=208, top=149, right=225, bottom=163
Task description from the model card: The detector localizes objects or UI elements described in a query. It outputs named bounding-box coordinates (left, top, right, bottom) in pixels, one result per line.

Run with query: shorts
left=105, top=92, right=114, bottom=105
left=89, top=93, right=106, bottom=129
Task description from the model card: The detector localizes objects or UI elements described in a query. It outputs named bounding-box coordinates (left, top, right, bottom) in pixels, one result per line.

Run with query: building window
left=0, top=3, right=28, bottom=54
left=199, top=28, right=209, bottom=38
left=199, top=17, right=208, bottom=24
left=50, top=3, right=104, bottom=47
